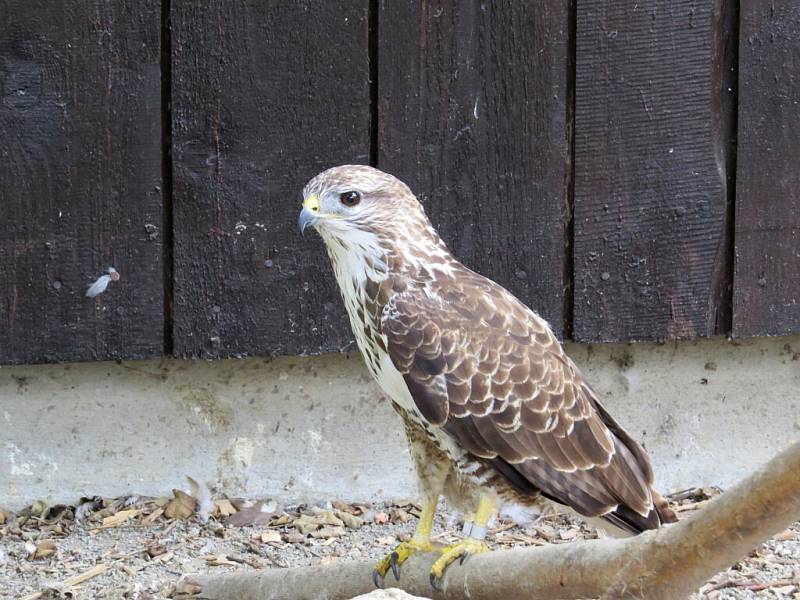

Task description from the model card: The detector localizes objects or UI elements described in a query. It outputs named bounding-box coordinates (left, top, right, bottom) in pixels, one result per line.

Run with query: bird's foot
left=429, top=537, right=489, bottom=589
left=372, top=538, right=438, bottom=587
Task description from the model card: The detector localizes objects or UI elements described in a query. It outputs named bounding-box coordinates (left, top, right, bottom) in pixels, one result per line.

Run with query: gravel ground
left=1, top=489, right=798, bottom=600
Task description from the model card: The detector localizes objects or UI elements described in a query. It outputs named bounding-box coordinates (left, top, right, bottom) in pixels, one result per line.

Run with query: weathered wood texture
left=0, top=1, right=163, bottom=364
left=733, top=1, right=800, bottom=337
left=378, top=1, right=571, bottom=337
left=572, top=1, right=732, bottom=342
left=170, top=1, right=371, bottom=358
left=2, top=2, right=798, bottom=366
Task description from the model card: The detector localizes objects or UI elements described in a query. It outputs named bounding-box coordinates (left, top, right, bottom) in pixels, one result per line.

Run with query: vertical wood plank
left=733, top=1, right=800, bottom=337
left=170, top=2, right=371, bottom=358
left=573, top=1, right=731, bottom=342
left=0, top=1, right=163, bottom=364
left=378, top=1, right=570, bottom=336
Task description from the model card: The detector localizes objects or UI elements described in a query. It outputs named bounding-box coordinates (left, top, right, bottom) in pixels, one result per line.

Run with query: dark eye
left=339, top=191, right=361, bottom=207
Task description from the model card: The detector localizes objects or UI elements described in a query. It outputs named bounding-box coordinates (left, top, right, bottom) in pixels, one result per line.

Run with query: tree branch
left=179, top=441, right=800, bottom=600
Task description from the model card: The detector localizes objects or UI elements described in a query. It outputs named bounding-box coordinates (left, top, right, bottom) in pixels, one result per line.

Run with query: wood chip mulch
left=1, top=485, right=797, bottom=599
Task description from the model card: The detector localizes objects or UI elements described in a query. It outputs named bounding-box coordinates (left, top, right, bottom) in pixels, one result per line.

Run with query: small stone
left=559, top=528, right=578, bottom=541
left=146, top=542, right=167, bottom=558
left=600, top=272, right=611, bottom=281
left=390, top=508, right=409, bottom=523
left=52, top=280, right=62, bottom=290
left=372, top=511, right=390, bottom=524
left=283, top=532, right=306, bottom=544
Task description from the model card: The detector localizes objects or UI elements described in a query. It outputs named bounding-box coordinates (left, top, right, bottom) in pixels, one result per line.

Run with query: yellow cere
left=303, top=194, right=320, bottom=212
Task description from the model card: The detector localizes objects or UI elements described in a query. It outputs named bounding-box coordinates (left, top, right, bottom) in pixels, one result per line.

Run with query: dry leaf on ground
left=164, top=490, right=196, bottom=520
left=225, top=500, right=277, bottom=527
left=204, top=554, right=240, bottom=567
left=335, top=510, right=365, bottom=529
left=214, top=499, right=237, bottom=517
left=293, top=511, right=344, bottom=535
left=26, top=539, right=56, bottom=560
left=310, top=526, right=346, bottom=539
left=99, top=508, right=140, bottom=529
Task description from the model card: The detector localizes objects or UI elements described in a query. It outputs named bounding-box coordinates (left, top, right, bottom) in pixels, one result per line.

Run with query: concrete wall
left=1, top=336, right=798, bottom=510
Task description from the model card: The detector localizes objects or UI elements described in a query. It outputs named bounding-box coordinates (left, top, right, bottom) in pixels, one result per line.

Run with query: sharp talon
left=372, top=570, right=384, bottom=589
left=390, top=552, right=401, bottom=581
left=430, top=573, right=440, bottom=590
left=460, top=551, right=470, bottom=565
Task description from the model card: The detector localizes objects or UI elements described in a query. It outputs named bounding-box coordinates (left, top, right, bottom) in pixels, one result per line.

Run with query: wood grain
left=733, top=1, right=800, bottom=337
left=378, top=1, right=571, bottom=337
left=572, top=1, right=732, bottom=342
left=0, top=1, right=163, bottom=364
left=170, top=1, right=371, bottom=358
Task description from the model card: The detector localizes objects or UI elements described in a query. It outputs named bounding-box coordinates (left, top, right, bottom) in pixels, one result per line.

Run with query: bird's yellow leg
left=373, top=497, right=439, bottom=586
left=429, top=495, right=494, bottom=587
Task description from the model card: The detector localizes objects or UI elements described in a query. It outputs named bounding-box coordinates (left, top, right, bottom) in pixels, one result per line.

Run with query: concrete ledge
left=1, top=336, right=799, bottom=510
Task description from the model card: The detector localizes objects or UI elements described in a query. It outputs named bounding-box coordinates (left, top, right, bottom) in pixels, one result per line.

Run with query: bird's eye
left=339, top=191, right=361, bottom=207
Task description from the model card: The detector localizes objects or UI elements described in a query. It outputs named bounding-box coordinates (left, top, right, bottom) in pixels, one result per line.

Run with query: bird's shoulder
left=381, top=262, right=557, bottom=349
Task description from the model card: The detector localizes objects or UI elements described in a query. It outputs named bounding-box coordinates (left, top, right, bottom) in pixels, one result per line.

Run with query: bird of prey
left=298, top=165, right=677, bottom=586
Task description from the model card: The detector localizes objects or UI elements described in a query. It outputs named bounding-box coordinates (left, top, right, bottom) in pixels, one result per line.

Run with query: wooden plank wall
left=0, top=1, right=163, bottom=364
left=733, top=0, right=800, bottom=337
left=169, top=1, right=371, bottom=358
left=378, top=1, right=571, bottom=336
left=572, top=1, right=732, bottom=342
left=2, top=1, right=799, bottom=365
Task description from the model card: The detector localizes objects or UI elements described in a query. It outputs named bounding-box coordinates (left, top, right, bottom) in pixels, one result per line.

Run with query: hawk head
left=297, top=165, right=426, bottom=243
left=298, top=164, right=452, bottom=289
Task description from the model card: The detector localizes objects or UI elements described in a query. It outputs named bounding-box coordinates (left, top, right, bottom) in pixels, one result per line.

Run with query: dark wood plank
left=572, top=1, right=731, bottom=342
left=378, top=1, right=570, bottom=337
left=0, top=1, right=163, bottom=365
left=170, top=2, right=371, bottom=358
left=733, top=1, right=800, bottom=337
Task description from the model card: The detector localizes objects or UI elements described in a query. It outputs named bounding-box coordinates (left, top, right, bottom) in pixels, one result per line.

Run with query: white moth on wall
left=86, top=267, right=120, bottom=298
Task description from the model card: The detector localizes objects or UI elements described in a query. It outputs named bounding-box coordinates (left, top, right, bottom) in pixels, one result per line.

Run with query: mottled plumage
left=300, top=165, right=676, bottom=540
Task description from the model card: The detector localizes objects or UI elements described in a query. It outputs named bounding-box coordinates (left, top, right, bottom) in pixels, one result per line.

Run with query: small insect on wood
left=86, top=267, right=121, bottom=298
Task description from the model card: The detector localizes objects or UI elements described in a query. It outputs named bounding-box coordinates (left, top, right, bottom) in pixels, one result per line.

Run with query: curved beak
left=298, top=206, right=318, bottom=235
left=298, top=194, right=321, bottom=235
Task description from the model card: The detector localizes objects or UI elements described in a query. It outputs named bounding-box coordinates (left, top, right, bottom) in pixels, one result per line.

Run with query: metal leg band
left=461, top=520, right=488, bottom=540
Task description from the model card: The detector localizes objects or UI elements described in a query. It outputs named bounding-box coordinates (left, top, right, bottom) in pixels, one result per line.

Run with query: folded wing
left=381, top=270, right=675, bottom=532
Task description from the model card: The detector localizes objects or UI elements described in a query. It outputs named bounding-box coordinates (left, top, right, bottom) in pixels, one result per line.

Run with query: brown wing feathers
left=382, top=273, right=676, bottom=533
